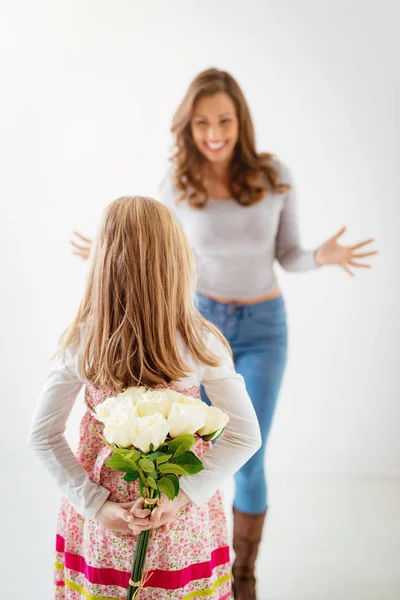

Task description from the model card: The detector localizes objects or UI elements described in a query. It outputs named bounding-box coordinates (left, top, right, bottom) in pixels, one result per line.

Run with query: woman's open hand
left=70, top=231, right=92, bottom=260
left=315, top=227, right=378, bottom=276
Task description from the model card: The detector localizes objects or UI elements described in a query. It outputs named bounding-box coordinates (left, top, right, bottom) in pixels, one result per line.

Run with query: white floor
left=223, top=476, right=400, bottom=600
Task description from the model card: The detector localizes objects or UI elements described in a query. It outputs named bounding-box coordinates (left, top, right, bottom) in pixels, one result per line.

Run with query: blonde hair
left=59, top=196, right=229, bottom=392
left=171, top=68, right=289, bottom=207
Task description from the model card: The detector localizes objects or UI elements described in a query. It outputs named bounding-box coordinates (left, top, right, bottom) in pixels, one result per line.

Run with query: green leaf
left=155, top=453, right=172, bottom=466
left=158, top=463, right=190, bottom=476
left=172, top=451, right=204, bottom=474
left=158, top=477, right=176, bottom=500
left=148, top=469, right=159, bottom=481
left=123, top=449, right=141, bottom=461
left=166, top=474, right=180, bottom=497
left=149, top=443, right=154, bottom=453
left=138, top=458, right=155, bottom=473
left=200, top=429, right=222, bottom=442
left=139, top=479, right=145, bottom=498
left=167, top=434, right=196, bottom=457
left=123, top=471, right=140, bottom=482
left=107, top=453, right=138, bottom=473
left=112, top=446, right=135, bottom=455
left=147, top=477, right=158, bottom=490
left=147, top=451, right=171, bottom=462
left=171, top=450, right=198, bottom=462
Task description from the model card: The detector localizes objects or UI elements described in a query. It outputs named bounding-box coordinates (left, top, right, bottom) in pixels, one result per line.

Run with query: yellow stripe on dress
left=182, top=572, right=231, bottom=599
left=55, top=578, right=118, bottom=600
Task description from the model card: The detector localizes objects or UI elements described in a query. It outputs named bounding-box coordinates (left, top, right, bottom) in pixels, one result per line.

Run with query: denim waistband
left=195, top=293, right=285, bottom=320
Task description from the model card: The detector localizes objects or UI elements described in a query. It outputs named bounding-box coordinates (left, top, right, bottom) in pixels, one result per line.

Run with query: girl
left=71, top=68, right=377, bottom=600
left=29, top=196, right=261, bottom=600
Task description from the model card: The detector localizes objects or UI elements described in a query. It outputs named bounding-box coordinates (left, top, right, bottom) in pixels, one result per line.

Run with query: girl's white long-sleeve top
left=28, top=328, right=262, bottom=519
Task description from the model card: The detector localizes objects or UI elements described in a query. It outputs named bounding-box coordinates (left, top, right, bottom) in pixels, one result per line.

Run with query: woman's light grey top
left=159, top=162, right=317, bottom=300
left=27, top=327, right=262, bottom=519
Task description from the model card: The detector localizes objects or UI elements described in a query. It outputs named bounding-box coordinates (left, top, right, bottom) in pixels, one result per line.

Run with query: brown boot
left=232, top=507, right=267, bottom=600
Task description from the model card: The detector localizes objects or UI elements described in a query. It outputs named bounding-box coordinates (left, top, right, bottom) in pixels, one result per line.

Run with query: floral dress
left=54, top=383, right=232, bottom=600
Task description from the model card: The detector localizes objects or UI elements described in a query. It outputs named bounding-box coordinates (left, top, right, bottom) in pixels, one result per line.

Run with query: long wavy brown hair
left=58, top=196, right=229, bottom=393
left=171, top=68, right=289, bottom=207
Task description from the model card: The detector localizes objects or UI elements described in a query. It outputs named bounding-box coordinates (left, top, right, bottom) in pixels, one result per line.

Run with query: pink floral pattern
left=54, top=383, right=232, bottom=599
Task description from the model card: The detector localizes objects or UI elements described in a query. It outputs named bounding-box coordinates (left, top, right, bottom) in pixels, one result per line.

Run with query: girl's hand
left=70, top=231, right=92, bottom=260
left=128, top=490, right=190, bottom=536
left=95, top=499, right=151, bottom=534
left=315, top=227, right=378, bottom=276
left=149, top=490, right=190, bottom=533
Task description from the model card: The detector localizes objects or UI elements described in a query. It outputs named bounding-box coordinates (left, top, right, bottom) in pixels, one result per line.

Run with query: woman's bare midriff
left=200, top=286, right=281, bottom=305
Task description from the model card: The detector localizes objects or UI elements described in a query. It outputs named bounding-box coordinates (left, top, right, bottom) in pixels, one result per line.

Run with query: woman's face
left=190, top=92, right=239, bottom=165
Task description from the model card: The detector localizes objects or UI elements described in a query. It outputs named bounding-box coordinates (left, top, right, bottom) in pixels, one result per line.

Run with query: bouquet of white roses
left=94, top=386, right=229, bottom=600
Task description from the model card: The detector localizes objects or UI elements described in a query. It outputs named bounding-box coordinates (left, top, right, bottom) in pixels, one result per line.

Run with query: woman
left=71, top=68, right=377, bottom=600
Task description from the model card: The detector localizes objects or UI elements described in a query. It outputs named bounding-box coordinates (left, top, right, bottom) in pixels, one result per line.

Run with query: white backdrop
left=1, top=1, right=399, bottom=598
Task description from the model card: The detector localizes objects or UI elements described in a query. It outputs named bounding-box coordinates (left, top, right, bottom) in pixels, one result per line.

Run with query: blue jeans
left=196, top=293, right=288, bottom=514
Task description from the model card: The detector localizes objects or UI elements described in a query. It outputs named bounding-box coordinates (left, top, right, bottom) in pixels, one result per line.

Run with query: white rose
left=94, top=396, right=120, bottom=423
left=119, top=386, right=147, bottom=405
left=131, top=413, right=169, bottom=453
left=95, top=395, right=138, bottom=426
left=181, top=394, right=206, bottom=408
left=115, top=396, right=138, bottom=416
left=136, top=389, right=184, bottom=419
left=197, top=406, right=230, bottom=438
left=95, top=386, right=146, bottom=423
left=167, top=402, right=206, bottom=438
left=103, top=412, right=134, bottom=448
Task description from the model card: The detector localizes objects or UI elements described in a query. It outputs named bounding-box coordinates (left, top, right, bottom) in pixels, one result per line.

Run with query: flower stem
left=125, top=488, right=154, bottom=600
left=126, top=528, right=151, bottom=600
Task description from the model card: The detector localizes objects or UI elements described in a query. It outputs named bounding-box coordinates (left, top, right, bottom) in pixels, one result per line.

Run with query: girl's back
left=28, top=196, right=261, bottom=599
